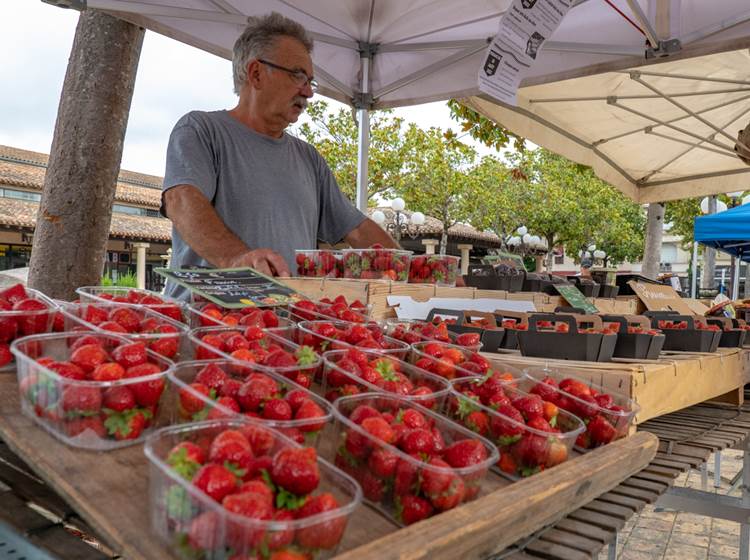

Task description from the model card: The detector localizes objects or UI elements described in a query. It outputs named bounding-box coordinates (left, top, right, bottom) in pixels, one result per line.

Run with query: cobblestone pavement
left=598, top=450, right=744, bottom=560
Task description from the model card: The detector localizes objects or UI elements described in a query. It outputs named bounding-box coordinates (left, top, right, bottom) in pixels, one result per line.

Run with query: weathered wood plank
left=554, top=519, right=614, bottom=545
left=539, top=528, right=603, bottom=554
left=525, top=538, right=592, bottom=560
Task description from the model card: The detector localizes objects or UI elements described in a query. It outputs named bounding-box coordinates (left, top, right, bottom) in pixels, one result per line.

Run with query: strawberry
left=223, top=491, right=273, bottom=549
left=104, top=408, right=148, bottom=440
left=420, top=457, right=456, bottom=497
left=0, top=283, right=28, bottom=304
left=209, top=429, right=253, bottom=470
left=443, top=439, right=488, bottom=468
left=112, top=342, right=148, bottom=369
left=430, top=475, right=465, bottom=511
left=13, top=298, right=50, bottom=335
left=361, top=469, right=387, bottom=501
left=547, top=440, right=569, bottom=466
left=511, top=433, right=550, bottom=471
left=349, top=404, right=381, bottom=425
left=295, top=492, right=346, bottom=549
left=91, top=362, right=125, bottom=382
left=400, top=428, right=434, bottom=455
left=397, top=495, right=433, bottom=525
left=588, top=414, right=617, bottom=446
left=98, top=321, right=128, bottom=334
left=490, top=404, right=524, bottom=444
left=179, top=382, right=212, bottom=417
left=262, top=398, right=293, bottom=421
left=64, top=416, right=107, bottom=438
left=48, top=360, right=87, bottom=380
left=193, top=463, right=238, bottom=502
left=285, top=389, right=311, bottom=413
left=295, top=399, right=327, bottom=432
left=237, top=374, right=278, bottom=412
left=207, top=397, right=241, bottom=420
left=70, top=343, right=109, bottom=373
left=271, top=447, right=320, bottom=496
left=187, top=511, right=222, bottom=550
left=361, top=416, right=395, bottom=444
left=124, top=363, right=165, bottom=407
left=513, top=395, right=544, bottom=421
left=0, top=318, right=18, bottom=344
left=102, top=385, right=136, bottom=412
left=108, top=307, right=141, bottom=332
left=167, top=441, right=206, bottom=479
left=368, top=447, right=398, bottom=478
left=464, top=410, right=489, bottom=436
left=61, top=385, right=101, bottom=414
left=195, top=363, right=228, bottom=392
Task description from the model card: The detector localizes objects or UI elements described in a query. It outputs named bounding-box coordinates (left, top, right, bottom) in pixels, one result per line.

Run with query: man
left=161, top=12, right=397, bottom=299
left=578, top=258, right=593, bottom=279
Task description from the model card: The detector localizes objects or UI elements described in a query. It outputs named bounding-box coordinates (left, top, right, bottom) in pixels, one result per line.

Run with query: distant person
left=160, top=12, right=396, bottom=300
left=578, top=258, right=593, bottom=279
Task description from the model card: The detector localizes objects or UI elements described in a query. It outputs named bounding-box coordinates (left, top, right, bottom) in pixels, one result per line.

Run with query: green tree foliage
left=295, top=100, right=410, bottom=203
left=447, top=100, right=525, bottom=152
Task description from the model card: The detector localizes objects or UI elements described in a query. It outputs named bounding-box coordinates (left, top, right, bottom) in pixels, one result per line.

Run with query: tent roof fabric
left=694, top=203, right=750, bottom=261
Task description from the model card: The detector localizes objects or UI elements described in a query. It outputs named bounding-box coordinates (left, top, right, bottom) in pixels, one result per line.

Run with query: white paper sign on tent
left=479, top=0, right=572, bottom=105
left=387, top=296, right=536, bottom=321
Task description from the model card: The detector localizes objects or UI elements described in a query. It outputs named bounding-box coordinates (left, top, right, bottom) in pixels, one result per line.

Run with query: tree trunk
left=641, top=203, right=665, bottom=280
left=701, top=197, right=718, bottom=292
left=27, top=10, right=144, bottom=299
left=439, top=229, right=448, bottom=255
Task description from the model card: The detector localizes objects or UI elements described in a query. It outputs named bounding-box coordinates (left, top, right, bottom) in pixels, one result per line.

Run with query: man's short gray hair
left=232, top=12, right=314, bottom=95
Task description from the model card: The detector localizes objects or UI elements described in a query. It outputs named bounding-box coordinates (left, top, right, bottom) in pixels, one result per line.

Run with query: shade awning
left=694, top=203, right=750, bottom=262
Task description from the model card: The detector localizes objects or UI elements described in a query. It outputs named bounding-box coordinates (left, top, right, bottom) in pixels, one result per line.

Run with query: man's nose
left=300, top=82, right=314, bottom=98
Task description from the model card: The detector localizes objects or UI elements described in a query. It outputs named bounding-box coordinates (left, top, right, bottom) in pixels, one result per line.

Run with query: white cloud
left=1, top=1, right=505, bottom=178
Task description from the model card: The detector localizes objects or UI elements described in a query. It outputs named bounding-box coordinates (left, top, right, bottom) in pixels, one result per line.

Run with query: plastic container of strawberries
left=409, top=341, right=519, bottom=381
left=11, top=331, right=175, bottom=450
left=62, top=302, right=189, bottom=362
left=144, top=418, right=362, bottom=560
left=295, top=320, right=410, bottom=359
left=75, top=286, right=185, bottom=324
left=340, top=248, right=412, bottom=282
left=328, top=393, right=498, bottom=526
left=407, top=255, right=461, bottom=287
left=187, top=326, right=322, bottom=389
left=382, top=318, right=483, bottom=352
left=0, top=286, right=59, bottom=371
left=183, top=301, right=291, bottom=331
left=168, top=359, right=332, bottom=446
left=320, top=349, right=451, bottom=409
left=294, top=249, right=343, bottom=278
left=447, top=379, right=585, bottom=480
left=521, top=366, right=640, bottom=450
left=287, top=300, right=372, bottom=324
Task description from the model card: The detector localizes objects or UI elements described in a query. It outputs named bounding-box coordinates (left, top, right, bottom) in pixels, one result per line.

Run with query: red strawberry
left=47, top=361, right=87, bottom=380
left=70, top=343, right=109, bottom=373
left=112, top=342, right=148, bottom=369
left=102, top=385, right=136, bottom=412
left=490, top=404, right=525, bottom=444
left=104, top=409, right=148, bottom=440
left=195, top=363, right=228, bottom=392
left=361, top=416, right=396, bottom=443
left=13, top=298, right=50, bottom=335
left=61, top=385, right=101, bottom=414
left=223, top=491, right=273, bottom=549
left=108, top=307, right=141, bottom=332
left=187, top=511, right=222, bottom=550
left=270, top=447, right=320, bottom=495
left=91, top=362, right=125, bottom=382
left=295, top=399, right=327, bottom=432
left=0, top=317, right=18, bottom=343
left=511, top=433, right=550, bottom=470
left=420, top=457, right=456, bottom=497
left=0, top=343, right=12, bottom=367
left=179, top=382, right=212, bottom=416
left=124, top=362, right=165, bottom=407
left=400, top=428, right=434, bottom=455
left=167, top=441, right=206, bottom=479
left=0, top=283, right=28, bottom=304
left=64, top=416, right=106, bottom=438
left=443, top=439, right=488, bottom=468
left=262, top=398, right=293, bottom=421
left=397, top=495, right=433, bottom=525
left=368, top=447, right=398, bottom=478
left=588, top=414, right=617, bottom=445
left=237, top=374, right=278, bottom=412
left=209, top=429, right=253, bottom=470
left=192, top=463, right=238, bottom=502
left=295, top=492, right=345, bottom=549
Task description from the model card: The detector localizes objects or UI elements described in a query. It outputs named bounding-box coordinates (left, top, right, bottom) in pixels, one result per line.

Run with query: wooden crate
left=0, top=372, right=657, bottom=560
left=485, top=348, right=750, bottom=424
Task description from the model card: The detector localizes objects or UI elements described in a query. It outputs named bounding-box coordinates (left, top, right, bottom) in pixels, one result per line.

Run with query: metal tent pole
left=355, top=52, right=372, bottom=213
left=691, top=242, right=698, bottom=298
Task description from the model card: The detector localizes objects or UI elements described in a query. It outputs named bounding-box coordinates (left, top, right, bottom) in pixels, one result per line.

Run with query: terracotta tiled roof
left=0, top=145, right=162, bottom=208
left=0, top=198, right=171, bottom=243
left=368, top=208, right=502, bottom=246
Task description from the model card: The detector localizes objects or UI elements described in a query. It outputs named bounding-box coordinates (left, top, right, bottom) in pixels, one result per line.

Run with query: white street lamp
left=587, top=244, right=596, bottom=252
left=372, top=210, right=386, bottom=225
left=410, top=211, right=425, bottom=226
left=522, top=233, right=531, bottom=244
left=593, top=249, right=606, bottom=259
left=700, top=197, right=710, bottom=214
left=517, top=225, right=528, bottom=236
left=743, top=194, right=750, bottom=206
left=390, top=197, right=405, bottom=212
left=717, top=200, right=728, bottom=213
left=508, top=236, right=521, bottom=247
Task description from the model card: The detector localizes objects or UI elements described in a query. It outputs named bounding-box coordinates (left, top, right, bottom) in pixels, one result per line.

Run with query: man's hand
left=226, top=249, right=290, bottom=277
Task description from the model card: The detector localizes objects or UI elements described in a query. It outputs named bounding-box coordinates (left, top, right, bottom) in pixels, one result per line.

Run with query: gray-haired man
left=161, top=12, right=396, bottom=299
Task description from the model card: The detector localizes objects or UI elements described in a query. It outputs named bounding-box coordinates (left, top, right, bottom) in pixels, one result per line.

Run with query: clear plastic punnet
left=409, top=340, right=520, bottom=382
left=187, top=325, right=321, bottom=389
left=521, top=365, right=640, bottom=450
left=340, top=248, right=412, bottom=282
left=11, top=331, right=174, bottom=449
left=75, top=286, right=185, bottom=323
left=295, top=320, right=410, bottom=359
left=144, top=418, right=362, bottom=559
left=168, top=358, right=332, bottom=446
left=447, top=378, right=585, bottom=480
left=321, top=349, right=451, bottom=409
left=328, top=393, right=498, bottom=526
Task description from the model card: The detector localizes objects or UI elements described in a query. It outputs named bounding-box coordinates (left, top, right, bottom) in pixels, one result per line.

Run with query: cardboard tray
left=568, top=277, right=601, bottom=298
left=464, top=265, right=524, bottom=292
left=644, top=311, right=722, bottom=353
left=598, top=285, right=620, bottom=298
left=493, top=311, right=529, bottom=351
left=517, top=313, right=616, bottom=362
left=706, top=317, right=749, bottom=348
left=425, top=308, right=505, bottom=352
left=600, top=314, right=665, bottom=360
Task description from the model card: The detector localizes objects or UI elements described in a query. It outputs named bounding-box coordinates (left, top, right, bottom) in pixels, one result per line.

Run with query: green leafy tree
left=447, top=100, right=525, bottom=152
left=396, top=125, right=478, bottom=253
left=295, top=100, right=411, bottom=203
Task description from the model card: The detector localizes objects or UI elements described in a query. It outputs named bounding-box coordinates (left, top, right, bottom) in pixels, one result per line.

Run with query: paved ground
left=599, top=449, right=744, bottom=560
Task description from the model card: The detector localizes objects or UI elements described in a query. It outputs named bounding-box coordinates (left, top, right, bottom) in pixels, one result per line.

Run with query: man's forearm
left=163, top=185, right=249, bottom=268
left=345, top=218, right=399, bottom=249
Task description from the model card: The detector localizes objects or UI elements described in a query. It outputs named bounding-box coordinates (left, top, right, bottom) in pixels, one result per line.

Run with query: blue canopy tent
left=694, top=204, right=750, bottom=298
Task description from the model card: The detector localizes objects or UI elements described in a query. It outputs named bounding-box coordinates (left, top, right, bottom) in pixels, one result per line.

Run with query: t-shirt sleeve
left=161, top=115, right=217, bottom=216
left=314, top=151, right=366, bottom=244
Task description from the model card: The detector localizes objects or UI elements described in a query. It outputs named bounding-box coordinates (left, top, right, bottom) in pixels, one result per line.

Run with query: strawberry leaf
left=223, top=461, right=247, bottom=479
left=276, top=488, right=307, bottom=510
left=166, top=484, right=195, bottom=521
left=260, top=469, right=277, bottom=493
left=295, top=345, right=318, bottom=366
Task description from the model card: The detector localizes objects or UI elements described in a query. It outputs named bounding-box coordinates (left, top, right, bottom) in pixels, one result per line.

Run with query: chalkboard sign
left=156, top=268, right=304, bottom=309
left=553, top=284, right=599, bottom=314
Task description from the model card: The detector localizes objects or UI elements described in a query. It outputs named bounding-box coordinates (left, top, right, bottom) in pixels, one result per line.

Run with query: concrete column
left=161, top=248, right=172, bottom=269
left=132, top=242, right=150, bottom=289
left=535, top=255, right=545, bottom=273
left=422, top=239, right=439, bottom=255
left=457, top=244, right=473, bottom=275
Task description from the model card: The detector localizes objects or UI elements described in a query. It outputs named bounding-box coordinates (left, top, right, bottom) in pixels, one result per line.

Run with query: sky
left=1, top=1, right=499, bottom=178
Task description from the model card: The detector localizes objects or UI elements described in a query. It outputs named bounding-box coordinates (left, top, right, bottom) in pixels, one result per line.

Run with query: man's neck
left=228, top=102, right=285, bottom=139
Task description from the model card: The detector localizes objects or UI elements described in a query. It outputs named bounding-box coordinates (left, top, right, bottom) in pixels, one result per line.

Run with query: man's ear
left=247, top=59, right=263, bottom=90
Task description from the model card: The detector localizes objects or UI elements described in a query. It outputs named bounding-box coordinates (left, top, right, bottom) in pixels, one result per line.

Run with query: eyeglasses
left=258, top=59, right=318, bottom=92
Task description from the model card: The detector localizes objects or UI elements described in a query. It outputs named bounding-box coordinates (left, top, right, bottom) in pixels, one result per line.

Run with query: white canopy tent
left=44, top=0, right=750, bottom=205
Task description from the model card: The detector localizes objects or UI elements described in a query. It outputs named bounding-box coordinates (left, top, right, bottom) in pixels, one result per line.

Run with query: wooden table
left=0, top=371, right=658, bottom=560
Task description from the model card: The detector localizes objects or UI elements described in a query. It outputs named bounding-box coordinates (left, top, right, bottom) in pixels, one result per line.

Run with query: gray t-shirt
left=161, top=110, right=365, bottom=300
